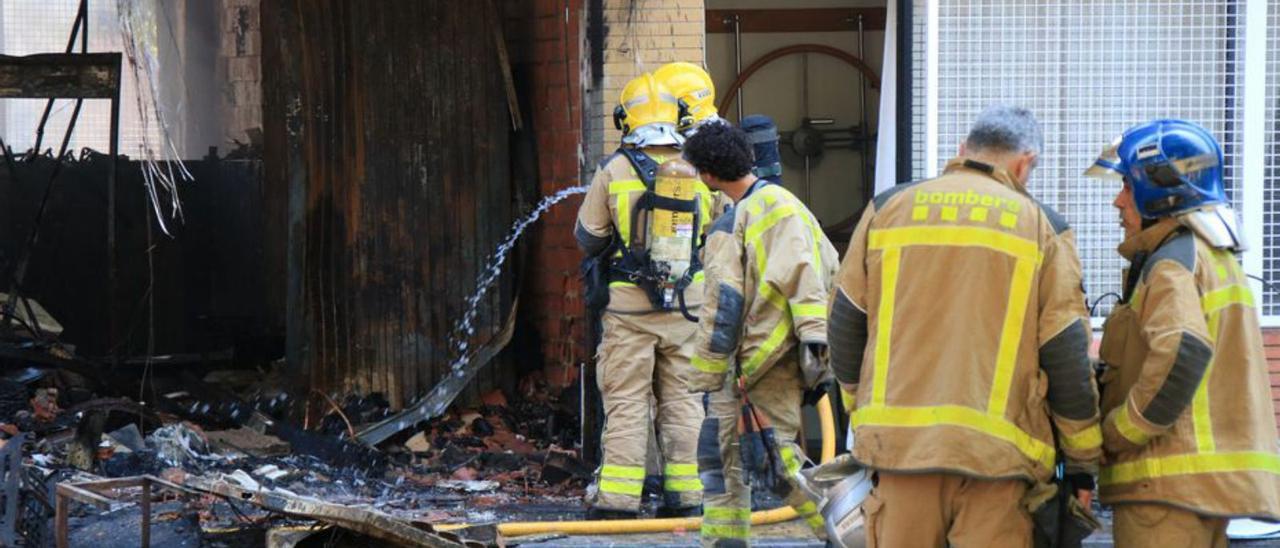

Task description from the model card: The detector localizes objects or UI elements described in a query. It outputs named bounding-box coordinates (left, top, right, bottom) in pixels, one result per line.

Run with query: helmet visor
left=1083, top=137, right=1124, bottom=180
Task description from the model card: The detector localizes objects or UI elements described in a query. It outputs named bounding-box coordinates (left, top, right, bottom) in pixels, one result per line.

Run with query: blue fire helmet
left=741, top=114, right=782, bottom=185
left=1085, top=119, right=1225, bottom=218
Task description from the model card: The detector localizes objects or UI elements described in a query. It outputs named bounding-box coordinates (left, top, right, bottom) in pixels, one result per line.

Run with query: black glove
left=1064, top=472, right=1095, bottom=494
left=803, top=380, right=832, bottom=407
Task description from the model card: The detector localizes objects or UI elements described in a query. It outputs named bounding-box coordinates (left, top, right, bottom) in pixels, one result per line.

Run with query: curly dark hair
left=682, top=121, right=754, bottom=182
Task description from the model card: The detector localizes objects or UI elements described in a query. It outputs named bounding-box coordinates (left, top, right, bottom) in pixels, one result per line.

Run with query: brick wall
left=523, top=0, right=588, bottom=387
left=599, top=0, right=707, bottom=147
left=520, top=0, right=707, bottom=386
left=220, top=0, right=262, bottom=147
left=1266, top=328, right=1280, bottom=431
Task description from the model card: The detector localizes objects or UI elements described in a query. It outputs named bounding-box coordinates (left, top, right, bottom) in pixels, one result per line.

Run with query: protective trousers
left=698, top=359, right=826, bottom=547
left=590, top=310, right=704, bottom=511
left=862, top=472, right=1031, bottom=548
left=1112, top=504, right=1228, bottom=548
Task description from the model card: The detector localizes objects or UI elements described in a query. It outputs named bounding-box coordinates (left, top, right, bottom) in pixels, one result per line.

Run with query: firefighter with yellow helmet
left=654, top=62, right=720, bottom=137
left=575, top=72, right=725, bottom=518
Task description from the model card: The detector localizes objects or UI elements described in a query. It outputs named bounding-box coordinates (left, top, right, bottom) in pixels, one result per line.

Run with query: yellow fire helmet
left=614, top=73, right=682, bottom=147
left=654, top=62, right=719, bottom=134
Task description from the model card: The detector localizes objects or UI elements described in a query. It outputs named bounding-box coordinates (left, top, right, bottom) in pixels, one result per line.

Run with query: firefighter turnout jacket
left=1098, top=217, right=1280, bottom=519
left=687, top=181, right=839, bottom=391
left=689, top=179, right=838, bottom=546
left=830, top=158, right=1102, bottom=482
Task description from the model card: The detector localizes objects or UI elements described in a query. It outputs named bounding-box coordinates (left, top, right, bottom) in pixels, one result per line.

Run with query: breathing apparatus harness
left=609, top=147, right=704, bottom=322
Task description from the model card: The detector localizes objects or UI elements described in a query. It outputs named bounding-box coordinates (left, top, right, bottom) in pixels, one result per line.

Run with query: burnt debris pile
left=0, top=337, right=589, bottom=547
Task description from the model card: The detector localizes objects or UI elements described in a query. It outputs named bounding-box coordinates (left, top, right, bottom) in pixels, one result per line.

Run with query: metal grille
left=1263, top=2, right=1280, bottom=316
left=911, top=1, right=1247, bottom=317
left=0, top=0, right=158, bottom=157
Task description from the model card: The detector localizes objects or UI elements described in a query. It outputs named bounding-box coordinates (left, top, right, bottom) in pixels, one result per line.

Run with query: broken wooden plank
left=186, top=476, right=475, bottom=548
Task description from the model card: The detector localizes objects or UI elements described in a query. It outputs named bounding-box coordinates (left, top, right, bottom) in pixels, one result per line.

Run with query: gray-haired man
left=828, top=105, right=1101, bottom=547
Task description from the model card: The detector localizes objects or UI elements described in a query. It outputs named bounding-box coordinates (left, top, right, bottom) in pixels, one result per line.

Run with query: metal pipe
left=108, top=73, right=120, bottom=363
left=857, top=14, right=871, bottom=202
left=801, top=52, right=811, bottom=204
left=729, top=13, right=744, bottom=121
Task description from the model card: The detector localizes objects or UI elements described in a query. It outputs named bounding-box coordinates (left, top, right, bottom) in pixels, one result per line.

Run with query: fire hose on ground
left=438, top=393, right=839, bottom=537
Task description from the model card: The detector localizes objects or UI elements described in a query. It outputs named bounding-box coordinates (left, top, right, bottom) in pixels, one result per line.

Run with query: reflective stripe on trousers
left=664, top=463, right=703, bottom=493
left=700, top=360, right=826, bottom=546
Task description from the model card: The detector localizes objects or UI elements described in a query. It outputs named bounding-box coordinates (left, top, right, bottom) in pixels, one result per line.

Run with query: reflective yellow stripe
left=695, top=181, right=713, bottom=227
left=779, top=445, right=802, bottom=476
left=1061, top=424, right=1102, bottom=451
left=760, top=280, right=787, bottom=310
left=796, top=500, right=824, bottom=529
left=608, top=280, right=637, bottom=288
left=601, top=464, right=646, bottom=480
left=692, top=271, right=705, bottom=284
left=1130, top=285, right=1145, bottom=312
left=702, top=524, right=750, bottom=539
left=599, top=479, right=643, bottom=496
left=704, top=507, right=752, bottom=521
left=1113, top=404, right=1151, bottom=446
left=988, top=256, right=1035, bottom=416
left=1192, top=366, right=1215, bottom=453
left=851, top=404, right=1056, bottom=470
left=744, top=204, right=798, bottom=244
left=608, top=180, right=646, bottom=194
left=1202, top=284, right=1254, bottom=314
left=692, top=354, right=729, bottom=374
left=867, top=224, right=1041, bottom=417
left=791, top=303, right=827, bottom=318
left=1100, top=451, right=1280, bottom=485
left=1194, top=310, right=1221, bottom=453
left=871, top=248, right=901, bottom=405
left=664, top=463, right=699, bottom=476
left=868, top=225, right=1042, bottom=264
left=741, top=317, right=790, bottom=378
left=737, top=189, right=828, bottom=380
left=616, top=192, right=632, bottom=244
left=664, top=478, right=703, bottom=492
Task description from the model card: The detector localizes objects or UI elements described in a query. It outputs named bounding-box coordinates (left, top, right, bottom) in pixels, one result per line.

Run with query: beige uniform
left=1098, top=217, right=1280, bottom=546
left=688, top=181, right=839, bottom=547
left=830, top=159, right=1101, bottom=548
left=575, top=146, right=727, bottom=511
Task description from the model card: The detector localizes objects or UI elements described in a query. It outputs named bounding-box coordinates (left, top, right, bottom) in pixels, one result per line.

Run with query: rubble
left=146, top=423, right=213, bottom=467
left=0, top=355, right=592, bottom=547
left=205, top=426, right=291, bottom=458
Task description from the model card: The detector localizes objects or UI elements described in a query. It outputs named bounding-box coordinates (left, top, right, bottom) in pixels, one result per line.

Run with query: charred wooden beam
left=0, top=53, right=121, bottom=99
